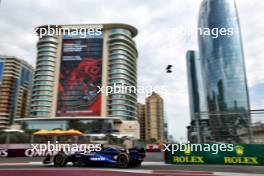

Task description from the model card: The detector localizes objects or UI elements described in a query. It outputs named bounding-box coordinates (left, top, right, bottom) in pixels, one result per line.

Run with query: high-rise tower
left=186, top=50, right=209, bottom=143
left=145, top=92, right=165, bottom=143
left=0, top=56, right=33, bottom=129
left=198, top=0, right=251, bottom=142
left=15, top=24, right=139, bottom=138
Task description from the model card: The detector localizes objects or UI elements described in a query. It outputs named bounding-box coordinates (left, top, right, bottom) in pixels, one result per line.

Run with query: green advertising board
left=165, top=144, right=264, bottom=165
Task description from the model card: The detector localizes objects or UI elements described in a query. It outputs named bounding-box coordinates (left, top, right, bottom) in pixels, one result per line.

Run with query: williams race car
left=45, top=147, right=146, bottom=168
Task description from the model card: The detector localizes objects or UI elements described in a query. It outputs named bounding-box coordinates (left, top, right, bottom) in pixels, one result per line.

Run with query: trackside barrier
left=164, top=144, right=264, bottom=165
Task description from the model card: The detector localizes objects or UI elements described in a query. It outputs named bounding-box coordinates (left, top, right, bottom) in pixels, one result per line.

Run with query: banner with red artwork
left=56, top=32, right=103, bottom=116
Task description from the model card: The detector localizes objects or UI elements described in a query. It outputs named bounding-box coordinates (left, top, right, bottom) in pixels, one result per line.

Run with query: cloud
left=0, top=0, right=263, bottom=141
left=237, top=0, right=264, bottom=87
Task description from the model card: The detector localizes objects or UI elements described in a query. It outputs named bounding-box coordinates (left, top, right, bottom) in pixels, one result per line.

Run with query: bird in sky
left=166, top=65, right=173, bottom=73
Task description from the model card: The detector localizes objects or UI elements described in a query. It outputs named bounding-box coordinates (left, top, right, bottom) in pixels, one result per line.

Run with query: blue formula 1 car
left=48, top=147, right=146, bottom=168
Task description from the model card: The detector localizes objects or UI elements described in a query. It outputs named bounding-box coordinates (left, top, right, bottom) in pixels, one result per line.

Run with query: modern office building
left=137, top=103, right=146, bottom=141
left=15, top=24, right=139, bottom=138
left=144, top=92, right=165, bottom=143
left=0, top=56, right=34, bottom=129
left=198, top=0, right=251, bottom=142
left=186, top=50, right=210, bottom=143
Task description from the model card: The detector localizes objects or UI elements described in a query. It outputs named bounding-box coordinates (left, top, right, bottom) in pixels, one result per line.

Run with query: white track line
left=1, top=162, right=264, bottom=176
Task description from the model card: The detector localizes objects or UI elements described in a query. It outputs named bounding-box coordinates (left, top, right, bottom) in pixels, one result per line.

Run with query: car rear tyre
left=116, top=153, right=130, bottom=168
left=53, top=153, right=67, bottom=167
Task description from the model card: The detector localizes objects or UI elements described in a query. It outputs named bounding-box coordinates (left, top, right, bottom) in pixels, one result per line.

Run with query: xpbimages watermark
left=163, top=26, right=235, bottom=39
left=26, top=141, right=102, bottom=157
left=97, top=83, right=169, bottom=96
left=35, top=25, right=103, bottom=38
left=163, top=142, right=234, bottom=155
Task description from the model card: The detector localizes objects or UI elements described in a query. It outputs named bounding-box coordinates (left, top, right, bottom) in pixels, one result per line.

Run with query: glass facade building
left=186, top=50, right=209, bottom=143
left=186, top=50, right=207, bottom=121
left=198, top=0, right=250, bottom=142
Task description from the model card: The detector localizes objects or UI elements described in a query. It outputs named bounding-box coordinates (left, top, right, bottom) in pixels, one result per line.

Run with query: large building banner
left=56, top=31, right=103, bottom=116
left=165, top=144, right=264, bottom=165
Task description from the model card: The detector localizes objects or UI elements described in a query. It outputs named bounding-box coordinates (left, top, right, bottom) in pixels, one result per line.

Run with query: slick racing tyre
left=53, top=153, right=68, bottom=167
left=116, top=153, right=130, bottom=168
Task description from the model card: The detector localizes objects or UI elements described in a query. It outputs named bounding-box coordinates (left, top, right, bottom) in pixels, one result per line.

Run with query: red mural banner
left=56, top=35, right=103, bottom=116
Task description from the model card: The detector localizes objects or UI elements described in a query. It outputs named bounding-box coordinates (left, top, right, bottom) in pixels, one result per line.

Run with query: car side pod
left=53, top=153, right=68, bottom=167
left=116, top=153, right=130, bottom=168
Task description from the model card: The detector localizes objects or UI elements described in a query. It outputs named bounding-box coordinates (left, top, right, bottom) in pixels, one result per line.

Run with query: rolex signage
left=165, top=144, right=264, bottom=165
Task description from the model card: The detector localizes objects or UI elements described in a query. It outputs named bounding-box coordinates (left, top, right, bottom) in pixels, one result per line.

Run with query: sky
left=0, top=0, right=263, bottom=141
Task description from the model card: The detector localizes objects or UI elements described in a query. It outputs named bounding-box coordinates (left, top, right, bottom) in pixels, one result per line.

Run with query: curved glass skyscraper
left=198, top=0, right=250, bottom=142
